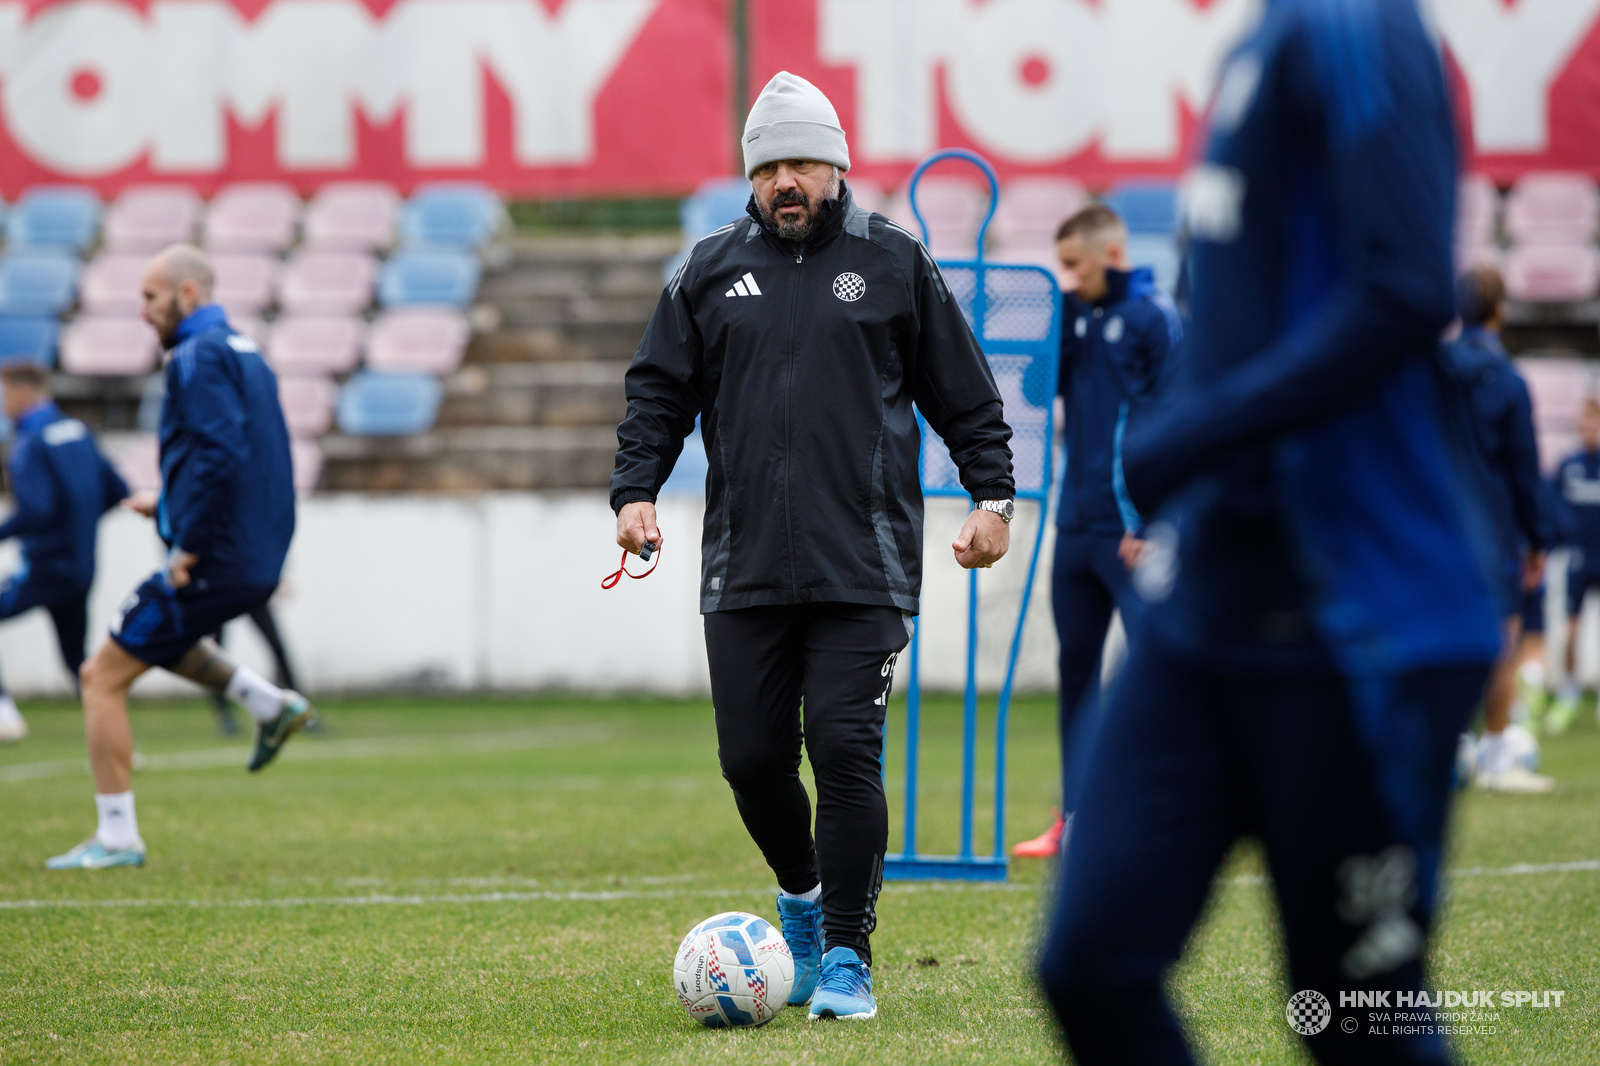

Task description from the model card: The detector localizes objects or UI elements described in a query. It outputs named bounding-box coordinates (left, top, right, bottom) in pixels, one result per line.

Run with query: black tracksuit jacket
left=610, top=184, right=1014, bottom=614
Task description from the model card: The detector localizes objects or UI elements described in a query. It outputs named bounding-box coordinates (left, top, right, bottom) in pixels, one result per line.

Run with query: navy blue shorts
left=0, top=573, right=91, bottom=683
left=1567, top=568, right=1600, bottom=618
left=1521, top=585, right=1546, bottom=634
left=109, top=573, right=276, bottom=669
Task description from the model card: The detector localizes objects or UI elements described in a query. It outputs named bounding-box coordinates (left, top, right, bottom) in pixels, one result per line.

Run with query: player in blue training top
left=46, top=245, right=315, bottom=871
left=1443, top=265, right=1555, bottom=792
left=1548, top=398, right=1600, bottom=732
left=0, top=360, right=128, bottom=742
left=1038, top=2, right=1501, bottom=1063
left=1013, top=203, right=1179, bottom=859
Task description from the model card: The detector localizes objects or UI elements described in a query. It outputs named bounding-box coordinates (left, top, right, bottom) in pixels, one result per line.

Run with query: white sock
left=1518, top=660, right=1547, bottom=691
left=780, top=884, right=822, bottom=903
left=225, top=667, right=286, bottom=723
left=1477, top=731, right=1509, bottom=777
left=95, top=792, right=143, bottom=850
left=1559, top=678, right=1581, bottom=702
left=0, top=694, right=21, bottom=723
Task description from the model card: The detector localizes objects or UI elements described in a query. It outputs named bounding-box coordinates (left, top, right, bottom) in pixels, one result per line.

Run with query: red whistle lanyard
left=601, top=545, right=661, bottom=589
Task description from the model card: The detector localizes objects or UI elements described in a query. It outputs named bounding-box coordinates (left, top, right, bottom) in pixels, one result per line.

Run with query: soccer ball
left=673, top=911, right=793, bottom=1028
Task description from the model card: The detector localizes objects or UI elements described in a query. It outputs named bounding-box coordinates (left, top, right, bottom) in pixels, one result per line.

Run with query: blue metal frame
left=883, top=150, right=1062, bottom=882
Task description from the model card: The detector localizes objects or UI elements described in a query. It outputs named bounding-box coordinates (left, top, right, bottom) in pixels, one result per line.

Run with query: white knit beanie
left=742, top=71, right=851, bottom=178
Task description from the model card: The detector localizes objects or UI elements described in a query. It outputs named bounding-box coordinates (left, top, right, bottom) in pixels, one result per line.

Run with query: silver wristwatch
left=977, top=499, right=1015, bottom=524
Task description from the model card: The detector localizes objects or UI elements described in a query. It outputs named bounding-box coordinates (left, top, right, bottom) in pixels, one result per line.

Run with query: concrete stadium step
left=439, top=361, right=626, bottom=429
left=318, top=425, right=619, bottom=492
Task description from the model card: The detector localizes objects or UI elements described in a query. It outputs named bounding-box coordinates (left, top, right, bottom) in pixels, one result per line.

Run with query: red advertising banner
left=0, top=0, right=731, bottom=198
left=749, top=0, right=1600, bottom=191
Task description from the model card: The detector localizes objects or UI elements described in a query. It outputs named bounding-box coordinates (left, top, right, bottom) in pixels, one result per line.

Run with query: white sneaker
left=1475, top=767, right=1556, bottom=794
left=0, top=696, right=26, bottom=744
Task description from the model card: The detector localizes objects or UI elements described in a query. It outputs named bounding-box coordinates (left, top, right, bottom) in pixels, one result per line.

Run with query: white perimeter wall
left=0, top=493, right=1067, bottom=698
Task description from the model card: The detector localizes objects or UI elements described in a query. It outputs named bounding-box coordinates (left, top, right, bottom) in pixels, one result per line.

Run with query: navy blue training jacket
left=1555, top=447, right=1600, bottom=573
left=156, top=304, right=295, bottom=587
left=1120, top=0, right=1500, bottom=676
left=0, top=400, right=127, bottom=589
left=1057, top=266, right=1180, bottom=537
left=1442, top=327, right=1553, bottom=572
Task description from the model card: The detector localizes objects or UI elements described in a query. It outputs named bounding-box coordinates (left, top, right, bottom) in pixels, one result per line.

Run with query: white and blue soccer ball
left=673, top=911, right=793, bottom=1028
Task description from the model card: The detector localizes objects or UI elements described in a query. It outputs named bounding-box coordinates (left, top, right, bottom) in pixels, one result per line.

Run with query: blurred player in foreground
left=1039, top=2, right=1501, bottom=1063
left=1443, top=266, right=1554, bottom=792
left=0, top=361, right=128, bottom=742
left=1013, top=204, right=1180, bottom=858
left=611, top=73, right=1013, bottom=1020
left=46, top=245, right=312, bottom=871
left=1546, top=399, right=1600, bottom=731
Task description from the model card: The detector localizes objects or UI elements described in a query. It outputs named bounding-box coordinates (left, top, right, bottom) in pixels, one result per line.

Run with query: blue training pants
left=1039, top=630, right=1488, bottom=1066
left=1050, top=529, right=1135, bottom=810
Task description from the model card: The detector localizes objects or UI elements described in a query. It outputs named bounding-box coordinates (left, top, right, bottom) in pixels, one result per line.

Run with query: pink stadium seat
left=847, top=180, right=887, bottom=216
left=993, top=177, right=1088, bottom=252
left=80, top=252, right=148, bottom=315
left=104, top=433, right=161, bottom=494
left=103, top=185, right=201, bottom=251
left=1504, top=244, right=1600, bottom=303
left=292, top=438, right=323, bottom=495
left=365, top=308, right=470, bottom=374
left=231, top=314, right=267, bottom=347
left=278, top=375, right=338, bottom=438
left=60, top=316, right=159, bottom=376
left=1539, top=430, right=1581, bottom=477
left=1518, top=357, right=1588, bottom=429
left=267, top=315, right=365, bottom=375
left=277, top=251, right=377, bottom=315
left=204, top=182, right=301, bottom=252
left=1504, top=173, right=1599, bottom=246
left=1457, top=174, right=1500, bottom=248
left=304, top=182, right=399, bottom=251
left=887, top=178, right=988, bottom=258
left=212, top=253, right=279, bottom=315
left=1455, top=243, right=1503, bottom=275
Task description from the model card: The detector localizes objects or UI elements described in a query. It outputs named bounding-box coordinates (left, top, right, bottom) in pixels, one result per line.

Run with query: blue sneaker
left=248, top=691, right=317, bottom=772
left=45, top=838, right=145, bottom=870
left=809, top=946, right=876, bottom=1020
left=777, top=894, right=826, bottom=1005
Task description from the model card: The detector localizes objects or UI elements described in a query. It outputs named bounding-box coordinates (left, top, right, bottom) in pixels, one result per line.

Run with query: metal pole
left=729, top=0, right=748, bottom=170
left=993, top=499, right=1049, bottom=858
left=903, top=616, right=922, bottom=859
left=959, top=558, right=979, bottom=859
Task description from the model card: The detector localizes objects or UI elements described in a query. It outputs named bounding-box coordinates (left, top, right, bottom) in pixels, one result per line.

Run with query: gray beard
left=759, top=195, right=824, bottom=242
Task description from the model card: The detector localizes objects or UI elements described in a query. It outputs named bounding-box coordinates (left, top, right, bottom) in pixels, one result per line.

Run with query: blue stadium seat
left=378, top=251, right=481, bottom=309
left=336, top=371, right=442, bottom=436
left=1126, top=234, right=1182, bottom=296
left=6, top=186, right=102, bottom=252
left=664, top=177, right=751, bottom=281
left=400, top=183, right=502, bottom=249
left=681, top=177, right=751, bottom=242
left=0, top=317, right=60, bottom=366
left=1104, top=180, right=1179, bottom=236
left=0, top=253, right=80, bottom=316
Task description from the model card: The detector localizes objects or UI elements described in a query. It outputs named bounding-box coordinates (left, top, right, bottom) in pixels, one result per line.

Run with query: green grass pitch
left=1, top=692, right=1596, bottom=1064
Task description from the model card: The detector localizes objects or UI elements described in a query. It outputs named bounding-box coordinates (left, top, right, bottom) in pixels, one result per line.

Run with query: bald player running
left=46, top=245, right=314, bottom=871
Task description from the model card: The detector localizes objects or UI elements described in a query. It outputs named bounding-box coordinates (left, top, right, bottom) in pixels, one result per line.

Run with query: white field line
left=0, top=880, right=1033, bottom=912
left=0, top=724, right=616, bottom=784
left=3, top=859, right=1593, bottom=914
left=1225, top=857, right=1600, bottom=887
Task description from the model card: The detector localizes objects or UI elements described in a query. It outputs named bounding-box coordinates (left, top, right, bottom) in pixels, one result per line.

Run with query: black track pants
left=705, top=603, right=911, bottom=966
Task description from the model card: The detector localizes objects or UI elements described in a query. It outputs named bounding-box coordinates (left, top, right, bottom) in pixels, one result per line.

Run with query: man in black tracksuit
left=611, top=72, right=1014, bottom=1021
